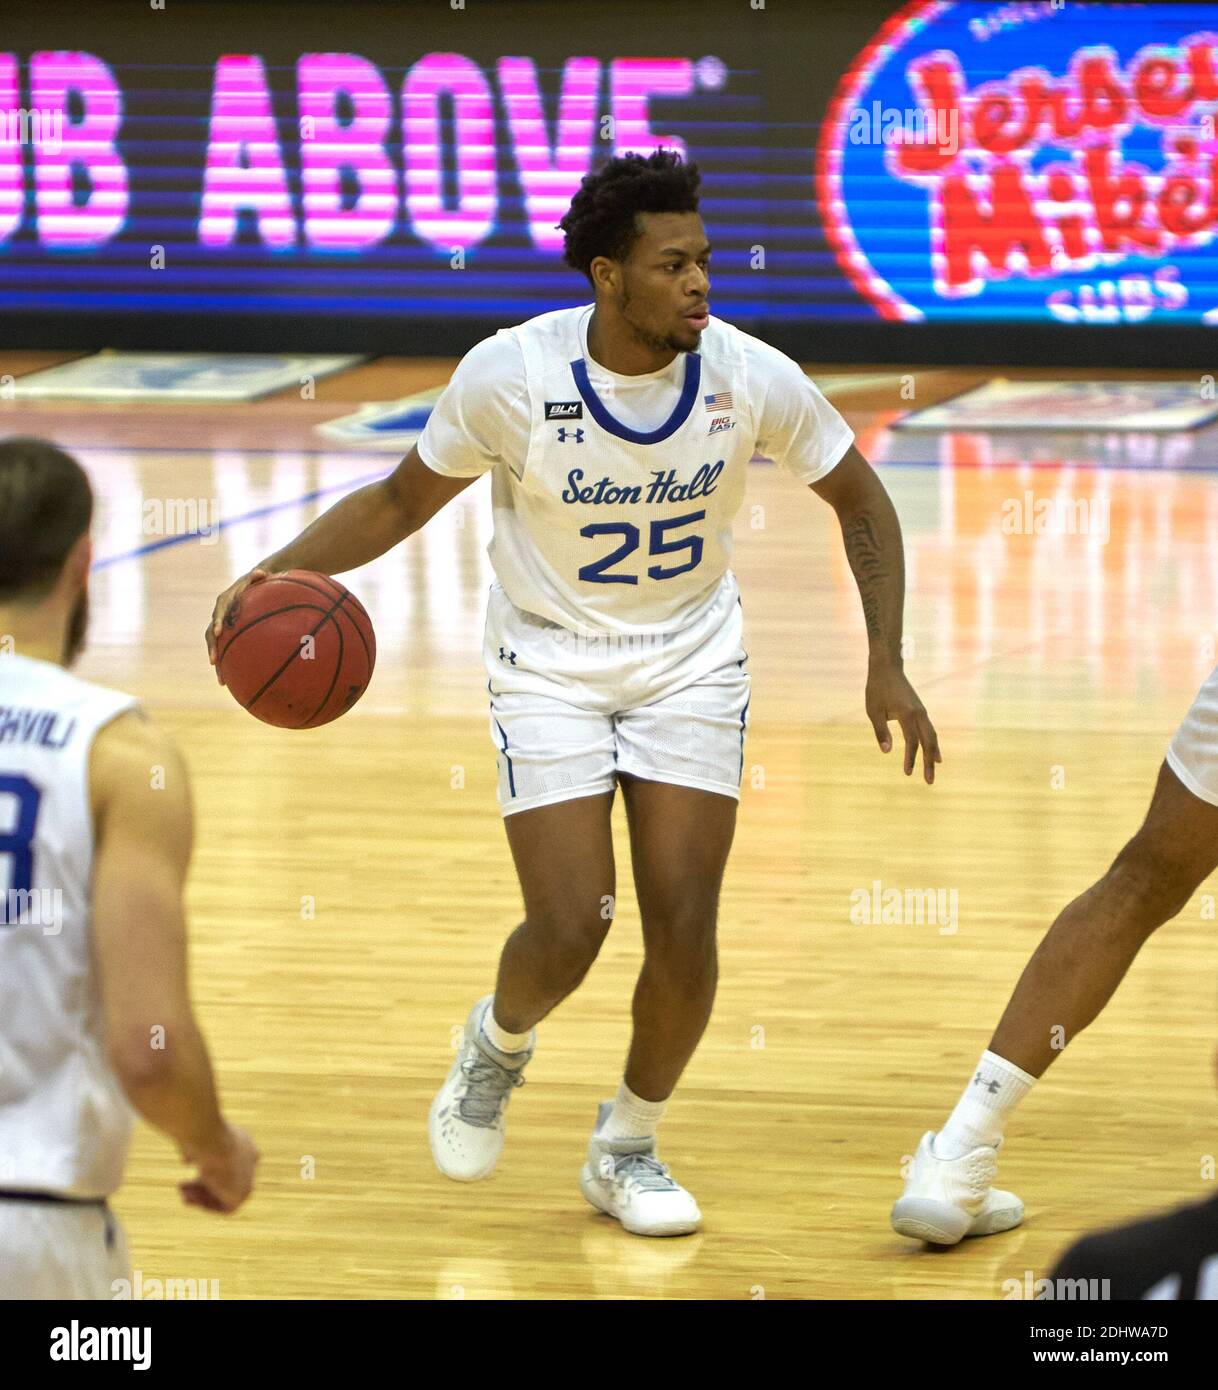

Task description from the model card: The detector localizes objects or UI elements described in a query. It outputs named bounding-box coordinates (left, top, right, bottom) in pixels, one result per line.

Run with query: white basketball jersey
left=419, top=304, right=854, bottom=639
left=0, top=653, right=138, bottom=1198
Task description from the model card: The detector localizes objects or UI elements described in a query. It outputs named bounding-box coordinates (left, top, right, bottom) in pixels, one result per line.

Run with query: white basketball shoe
left=579, top=1101, right=702, bottom=1236
left=891, top=1130, right=1024, bottom=1245
left=429, top=995, right=534, bottom=1182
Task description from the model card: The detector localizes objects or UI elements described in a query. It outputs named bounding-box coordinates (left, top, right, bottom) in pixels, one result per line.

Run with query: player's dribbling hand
left=179, top=1123, right=259, bottom=1214
left=865, top=660, right=942, bottom=784
left=206, top=569, right=271, bottom=681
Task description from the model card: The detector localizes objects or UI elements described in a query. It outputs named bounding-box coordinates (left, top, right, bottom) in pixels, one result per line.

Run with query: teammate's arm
left=810, top=444, right=942, bottom=783
left=206, top=447, right=475, bottom=666
left=90, top=710, right=258, bottom=1212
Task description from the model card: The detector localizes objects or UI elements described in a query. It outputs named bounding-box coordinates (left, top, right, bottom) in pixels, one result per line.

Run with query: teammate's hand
left=179, top=1124, right=259, bottom=1213
left=206, top=569, right=270, bottom=681
left=865, top=660, right=942, bottom=784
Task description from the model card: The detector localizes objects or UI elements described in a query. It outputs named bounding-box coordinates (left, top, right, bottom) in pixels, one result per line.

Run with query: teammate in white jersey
left=893, top=635, right=1218, bottom=1245
left=0, top=438, right=257, bottom=1298
left=208, top=151, right=939, bottom=1236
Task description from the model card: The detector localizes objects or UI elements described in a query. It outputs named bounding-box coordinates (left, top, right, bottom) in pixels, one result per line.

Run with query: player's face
left=618, top=212, right=711, bottom=354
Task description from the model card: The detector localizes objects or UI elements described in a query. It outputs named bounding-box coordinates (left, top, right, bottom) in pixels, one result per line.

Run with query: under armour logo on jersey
left=498, top=646, right=517, bottom=665
left=556, top=427, right=584, bottom=443
left=972, top=1071, right=1001, bottom=1094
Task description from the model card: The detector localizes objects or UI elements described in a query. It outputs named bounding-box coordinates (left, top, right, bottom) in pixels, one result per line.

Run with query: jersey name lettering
left=0, top=706, right=77, bottom=750
left=562, top=461, right=724, bottom=506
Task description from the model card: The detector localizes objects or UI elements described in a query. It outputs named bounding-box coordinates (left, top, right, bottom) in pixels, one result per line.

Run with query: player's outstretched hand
left=206, top=569, right=270, bottom=681
left=865, top=660, right=942, bottom=784
left=179, top=1123, right=259, bottom=1214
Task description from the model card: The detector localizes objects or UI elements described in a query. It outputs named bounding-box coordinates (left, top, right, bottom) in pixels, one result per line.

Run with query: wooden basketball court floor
left=4, top=352, right=1217, bottom=1300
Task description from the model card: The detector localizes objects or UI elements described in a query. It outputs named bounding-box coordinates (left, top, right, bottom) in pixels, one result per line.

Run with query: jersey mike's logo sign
left=817, top=1, right=1218, bottom=323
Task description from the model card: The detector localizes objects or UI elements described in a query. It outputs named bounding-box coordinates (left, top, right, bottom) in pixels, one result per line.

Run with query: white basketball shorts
left=482, top=574, right=751, bottom=817
left=1167, top=663, right=1218, bottom=806
left=0, top=1197, right=130, bottom=1299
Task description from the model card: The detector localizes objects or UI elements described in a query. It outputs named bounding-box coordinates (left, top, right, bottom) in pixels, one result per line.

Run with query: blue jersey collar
left=569, top=352, right=702, bottom=445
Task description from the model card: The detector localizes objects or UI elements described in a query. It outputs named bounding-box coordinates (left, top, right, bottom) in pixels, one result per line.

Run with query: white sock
left=602, top=1080, right=667, bottom=1141
left=933, top=1049, right=1036, bottom=1158
left=480, top=1002, right=532, bottom=1054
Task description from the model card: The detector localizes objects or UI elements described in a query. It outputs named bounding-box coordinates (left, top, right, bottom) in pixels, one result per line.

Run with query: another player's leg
left=893, top=759, right=1218, bottom=1244
left=580, top=773, right=738, bottom=1236
left=430, top=789, right=617, bottom=1181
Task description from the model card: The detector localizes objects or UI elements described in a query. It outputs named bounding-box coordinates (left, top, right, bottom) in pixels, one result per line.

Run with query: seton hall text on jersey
left=0, top=704, right=77, bottom=749
left=561, top=461, right=725, bottom=506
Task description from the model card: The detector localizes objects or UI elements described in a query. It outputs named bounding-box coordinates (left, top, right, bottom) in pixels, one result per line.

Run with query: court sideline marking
left=91, top=468, right=390, bottom=570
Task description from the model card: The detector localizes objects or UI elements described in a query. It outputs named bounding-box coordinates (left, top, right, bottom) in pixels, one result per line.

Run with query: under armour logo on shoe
left=498, top=646, right=517, bottom=665
left=973, top=1071, right=1001, bottom=1094
left=599, top=1155, right=616, bottom=1180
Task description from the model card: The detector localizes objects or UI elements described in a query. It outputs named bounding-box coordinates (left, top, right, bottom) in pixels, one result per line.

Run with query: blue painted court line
left=91, top=468, right=389, bottom=571
left=88, top=445, right=1218, bottom=575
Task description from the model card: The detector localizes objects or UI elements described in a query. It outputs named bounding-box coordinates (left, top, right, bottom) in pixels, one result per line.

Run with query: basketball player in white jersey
left=208, top=150, right=939, bottom=1236
left=0, top=438, right=257, bottom=1298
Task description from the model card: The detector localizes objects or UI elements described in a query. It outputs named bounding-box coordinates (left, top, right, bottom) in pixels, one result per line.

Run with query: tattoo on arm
left=842, top=511, right=887, bottom=642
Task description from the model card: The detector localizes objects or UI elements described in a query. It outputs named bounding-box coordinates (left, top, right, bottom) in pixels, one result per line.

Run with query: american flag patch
left=704, top=391, right=733, bottom=412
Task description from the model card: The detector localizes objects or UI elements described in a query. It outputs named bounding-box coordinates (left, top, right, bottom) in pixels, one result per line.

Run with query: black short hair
left=559, top=148, right=701, bottom=284
left=0, top=437, right=93, bottom=601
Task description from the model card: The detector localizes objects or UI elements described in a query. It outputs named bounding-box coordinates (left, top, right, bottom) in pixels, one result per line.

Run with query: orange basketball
left=215, top=570, right=376, bottom=728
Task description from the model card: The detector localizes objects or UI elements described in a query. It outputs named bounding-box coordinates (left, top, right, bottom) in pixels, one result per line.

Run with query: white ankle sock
left=480, top=1002, right=532, bottom=1054
left=602, top=1080, right=667, bottom=1141
left=934, top=1049, right=1036, bottom=1158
